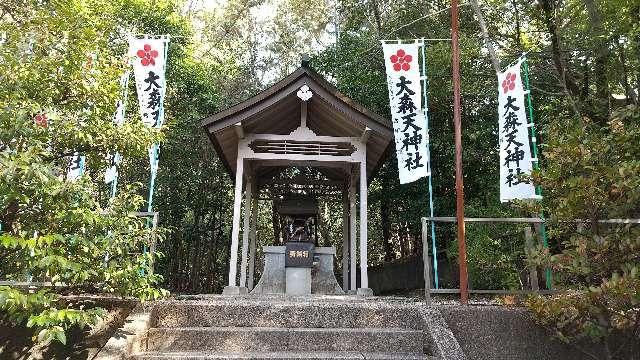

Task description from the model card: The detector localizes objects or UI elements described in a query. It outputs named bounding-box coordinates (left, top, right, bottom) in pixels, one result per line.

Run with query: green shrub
left=0, top=0, right=168, bottom=346
left=524, top=105, right=640, bottom=360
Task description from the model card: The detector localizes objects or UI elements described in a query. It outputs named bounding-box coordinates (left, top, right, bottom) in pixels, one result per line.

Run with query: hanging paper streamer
left=498, top=60, right=537, bottom=202
left=382, top=42, right=430, bottom=184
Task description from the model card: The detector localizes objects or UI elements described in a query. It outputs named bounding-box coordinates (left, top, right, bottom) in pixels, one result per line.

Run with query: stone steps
left=131, top=297, right=441, bottom=360
left=133, top=350, right=435, bottom=359
left=146, top=327, right=424, bottom=353
left=152, top=300, right=424, bottom=329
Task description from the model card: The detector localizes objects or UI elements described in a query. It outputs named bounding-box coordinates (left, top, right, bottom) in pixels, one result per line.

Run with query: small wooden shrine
left=201, top=60, right=393, bottom=295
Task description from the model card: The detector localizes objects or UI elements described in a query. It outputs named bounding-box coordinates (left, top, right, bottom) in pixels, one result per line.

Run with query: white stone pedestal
left=251, top=246, right=344, bottom=295
left=286, top=267, right=312, bottom=295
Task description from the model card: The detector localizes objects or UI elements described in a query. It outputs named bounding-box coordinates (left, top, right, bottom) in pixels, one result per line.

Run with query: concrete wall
left=438, top=305, right=612, bottom=360
left=368, top=254, right=458, bottom=294
left=368, top=255, right=424, bottom=294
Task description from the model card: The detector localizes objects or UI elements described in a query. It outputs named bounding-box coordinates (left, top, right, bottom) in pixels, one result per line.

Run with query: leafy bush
left=525, top=105, right=640, bottom=360
left=0, top=0, right=168, bottom=346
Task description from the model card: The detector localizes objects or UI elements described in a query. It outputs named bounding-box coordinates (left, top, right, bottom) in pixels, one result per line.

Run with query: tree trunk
left=581, top=57, right=590, bottom=102
left=634, top=4, right=640, bottom=103
left=511, top=0, right=522, bottom=47
left=412, top=227, right=421, bottom=255
left=205, top=214, right=218, bottom=293
left=583, top=0, right=610, bottom=114
left=189, top=212, right=202, bottom=293
left=538, top=0, right=582, bottom=117
left=172, top=231, right=183, bottom=291
left=223, top=224, right=231, bottom=291
left=469, top=0, right=501, bottom=74
left=270, top=199, right=277, bottom=245
left=319, top=201, right=331, bottom=247
left=399, top=222, right=408, bottom=257
left=617, top=38, right=633, bottom=104
left=369, top=0, right=382, bottom=35
left=1, top=200, right=19, bottom=234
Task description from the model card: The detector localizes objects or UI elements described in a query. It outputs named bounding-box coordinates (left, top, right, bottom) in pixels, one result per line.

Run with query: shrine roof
left=201, top=64, right=394, bottom=182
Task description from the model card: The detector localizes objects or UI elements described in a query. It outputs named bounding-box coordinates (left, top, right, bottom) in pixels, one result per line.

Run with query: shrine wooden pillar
left=247, top=183, right=258, bottom=290
left=341, top=188, right=349, bottom=291
left=226, top=157, right=244, bottom=289
left=348, top=180, right=357, bottom=291
left=239, top=172, right=253, bottom=288
left=358, top=153, right=369, bottom=291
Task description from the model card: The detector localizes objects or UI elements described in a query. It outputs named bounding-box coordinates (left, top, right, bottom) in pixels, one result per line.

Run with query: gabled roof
left=201, top=65, right=393, bottom=181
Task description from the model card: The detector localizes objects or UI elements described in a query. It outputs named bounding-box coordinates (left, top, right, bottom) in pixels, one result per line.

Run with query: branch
left=0, top=4, right=18, bottom=23
left=469, top=0, right=501, bottom=74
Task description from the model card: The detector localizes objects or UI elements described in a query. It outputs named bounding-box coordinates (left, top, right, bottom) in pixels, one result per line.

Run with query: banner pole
left=419, top=42, right=439, bottom=289
left=110, top=175, right=118, bottom=198
left=144, top=38, right=169, bottom=257
left=144, top=144, right=159, bottom=263
left=109, top=71, right=130, bottom=200
left=451, top=0, right=469, bottom=304
left=522, top=57, right=552, bottom=289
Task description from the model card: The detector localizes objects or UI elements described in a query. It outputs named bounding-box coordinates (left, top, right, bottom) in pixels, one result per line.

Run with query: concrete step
left=133, top=351, right=434, bottom=359
left=146, top=327, right=424, bottom=353
left=152, top=300, right=424, bottom=329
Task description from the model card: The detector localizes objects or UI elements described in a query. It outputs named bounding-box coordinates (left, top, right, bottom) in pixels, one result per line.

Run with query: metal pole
left=145, top=144, right=160, bottom=261
left=419, top=41, right=439, bottom=289
left=522, top=57, right=552, bottom=289
left=451, top=0, right=469, bottom=305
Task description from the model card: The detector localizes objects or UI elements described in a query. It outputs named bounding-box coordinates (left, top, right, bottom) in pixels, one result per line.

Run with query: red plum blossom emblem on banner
left=390, top=49, right=412, bottom=71
left=137, top=44, right=159, bottom=66
left=34, top=113, right=48, bottom=128
left=502, top=72, right=517, bottom=93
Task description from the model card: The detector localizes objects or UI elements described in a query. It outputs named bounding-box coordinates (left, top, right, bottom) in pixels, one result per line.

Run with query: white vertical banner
left=128, top=37, right=169, bottom=128
left=105, top=71, right=130, bottom=185
left=382, top=42, right=430, bottom=184
left=128, top=36, right=169, bottom=196
left=67, top=152, right=85, bottom=181
left=129, top=35, right=169, bottom=212
left=498, top=60, right=537, bottom=201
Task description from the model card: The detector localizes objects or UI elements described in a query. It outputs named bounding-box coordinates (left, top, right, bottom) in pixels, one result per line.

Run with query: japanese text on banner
left=382, top=43, right=430, bottom=184
left=129, top=38, right=168, bottom=128
left=128, top=37, right=169, bottom=185
left=498, top=61, right=537, bottom=201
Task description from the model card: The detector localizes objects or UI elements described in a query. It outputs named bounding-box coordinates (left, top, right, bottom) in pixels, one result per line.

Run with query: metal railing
left=0, top=212, right=159, bottom=289
left=421, top=216, right=640, bottom=305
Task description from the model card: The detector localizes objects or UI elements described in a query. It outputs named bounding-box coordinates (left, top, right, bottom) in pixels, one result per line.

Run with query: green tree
left=0, top=0, right=168, bottom=345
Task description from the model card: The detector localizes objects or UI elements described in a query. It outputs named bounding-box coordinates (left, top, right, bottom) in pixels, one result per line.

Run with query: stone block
left=286, top=267, right=311, bottom=295
left=222, top=286, right=248, bottom=295
left=356, top=287, right=374, bottom=296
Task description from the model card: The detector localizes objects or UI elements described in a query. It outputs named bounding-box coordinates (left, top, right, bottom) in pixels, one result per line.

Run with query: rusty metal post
left=451, top=0, right=469, bottom=305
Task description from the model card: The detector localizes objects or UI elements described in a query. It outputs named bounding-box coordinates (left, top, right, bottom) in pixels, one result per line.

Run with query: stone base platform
left=251, top=246, right=345, bottom=295
left=96, top=296, right=465, bottom=360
